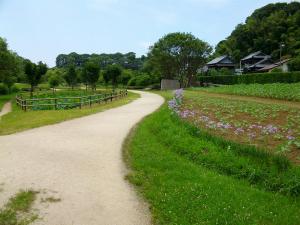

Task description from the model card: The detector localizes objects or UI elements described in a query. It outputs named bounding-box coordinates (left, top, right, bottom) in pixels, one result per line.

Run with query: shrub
left=0, top=84, right=9, bottom=95
left=198, top=72, right=300, bottom=85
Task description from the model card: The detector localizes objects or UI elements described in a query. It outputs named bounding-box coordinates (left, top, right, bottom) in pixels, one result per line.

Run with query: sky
left=0, top=0, right=293, bottom=67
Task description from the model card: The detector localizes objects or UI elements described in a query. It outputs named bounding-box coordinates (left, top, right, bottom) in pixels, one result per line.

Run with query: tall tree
left=148, top=32, right=212, bottom=87
left=24, top=60, right=48, bottom=97
left=82, top=62, right=100, bottom=91
left=65, top=65, right=78, bottom=89
left=103, top=65, right=122, bottom=89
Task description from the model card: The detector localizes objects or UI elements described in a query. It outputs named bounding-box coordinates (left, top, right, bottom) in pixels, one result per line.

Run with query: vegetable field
left=198, top=83, right=300, bottom=101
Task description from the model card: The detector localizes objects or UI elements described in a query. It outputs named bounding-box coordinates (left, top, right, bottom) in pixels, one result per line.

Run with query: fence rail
left=16, top=90, right=128, bottom=111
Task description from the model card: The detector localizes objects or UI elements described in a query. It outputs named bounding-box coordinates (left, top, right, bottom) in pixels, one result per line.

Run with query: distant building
left=205, top=55, right=235, bottom=71
left=258, top=59, right=290, bottom=73
left=241, top=51, right=273, bottom=72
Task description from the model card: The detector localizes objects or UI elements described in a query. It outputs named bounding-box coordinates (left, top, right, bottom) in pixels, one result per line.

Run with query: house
left=258, top=59, right=290, bottom=73
left=206, top=55, right=235, bottom=71
left=241, top=51, right=273, bottom=72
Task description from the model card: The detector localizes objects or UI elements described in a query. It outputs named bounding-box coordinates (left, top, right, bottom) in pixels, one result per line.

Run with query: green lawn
left=196, top=83, right=300, bottom=101
left=124, top=92, right=300, bottom=225
left=0, top=92, right=139, bottom=135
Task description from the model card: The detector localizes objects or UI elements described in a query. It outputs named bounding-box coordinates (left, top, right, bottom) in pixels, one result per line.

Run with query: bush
left=288, top=57, right=300, bottom=71
left=0, top=84, right=9, bottom=95
left=10, top=85, right=20, bottom=93
left=198, top=72, right=300, bottom=85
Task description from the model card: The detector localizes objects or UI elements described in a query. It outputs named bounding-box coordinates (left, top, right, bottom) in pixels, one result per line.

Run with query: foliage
left=198, top=72, right=300, bottom=85
left=24, top=60, right=48, bottom=96
left=64, top=65, right=78, bottom=89
left=288, top=56, right=300, bottom=71
left=125, top=101, right=300, bottom=225
left=0, top=83, right=9, bottom=95
left=48, top=73, right=62, bottom=93
left=214, top=2, right=300, bottom=62
left=201, top=83, right=300, bottom=101
left=0, top=37, right=24, bottom=91
left=148, top=32, right=212, bottom=87
left=103, top=64, right=122, bottom=88
left=56, top=52, right=145, bottom=70
left=81, top=61, right=100, bottom=90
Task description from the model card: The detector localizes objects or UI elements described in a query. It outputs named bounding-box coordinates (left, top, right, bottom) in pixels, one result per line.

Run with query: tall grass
left=125, top=105, right=300, bottom=224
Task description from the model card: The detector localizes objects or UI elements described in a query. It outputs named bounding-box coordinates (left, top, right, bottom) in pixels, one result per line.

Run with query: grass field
left=0, top=91, right=139, bottom=135
left=124, top=90, right=300, bottom=225
left=197, top=83, right=300, bottom=101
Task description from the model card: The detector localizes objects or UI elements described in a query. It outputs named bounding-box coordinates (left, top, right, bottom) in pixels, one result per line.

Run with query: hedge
left=198, top=72, right=300, bottom=85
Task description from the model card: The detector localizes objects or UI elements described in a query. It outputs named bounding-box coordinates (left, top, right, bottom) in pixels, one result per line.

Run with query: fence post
left=89, top=96, right=92, bottom=107
left=79, top=97, right=82, bottom=109
left=110, top=93, right=113, bottom=102
left=24, top=100, right=27, bottom=112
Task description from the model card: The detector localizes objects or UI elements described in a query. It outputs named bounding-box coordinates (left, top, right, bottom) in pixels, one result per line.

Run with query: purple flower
left=286, top=135, right=295, bottom=141
left=262, top=125, right=278, bottom=135
left=234, top=128, right=245, bottom=135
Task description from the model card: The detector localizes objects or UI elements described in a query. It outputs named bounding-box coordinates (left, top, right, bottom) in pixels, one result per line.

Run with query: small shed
left=161, top=79, right=180, bottom=90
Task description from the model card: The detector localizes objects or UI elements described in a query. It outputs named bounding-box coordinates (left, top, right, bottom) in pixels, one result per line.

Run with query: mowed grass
left=124, top=100, right=300, bottom=224
left=0, top=92, right=139, bottom=135
left=0, top=190, right=38, bottom=225
left=197, top=83, right=300, bottom=101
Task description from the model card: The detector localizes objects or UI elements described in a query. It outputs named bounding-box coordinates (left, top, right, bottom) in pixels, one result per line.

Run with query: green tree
left=82, top=62, right=100, bottom=91
left=103, top=65, right=122, bottom=89
left=65, top=65, right=78, bottom=89
left=214, top=2, right=300, bottom=62
left=148, top=32, right=212, bottom=87
left=24, top=60, right=48, bottom=97
left=288, top=56, right=300, bottom=71
left=48, top=73, right=61, bottom=94
left=0, top=37, right=20, bottom=92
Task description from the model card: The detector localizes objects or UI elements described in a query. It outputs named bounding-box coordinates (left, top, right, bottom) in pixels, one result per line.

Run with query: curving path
left=0, top=91, right=164, bottom=225
left=0, top=101, right=12, bottom=117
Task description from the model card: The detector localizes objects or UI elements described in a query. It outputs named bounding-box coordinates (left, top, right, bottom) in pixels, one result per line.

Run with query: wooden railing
left=16, top=90, right=128, bottom=111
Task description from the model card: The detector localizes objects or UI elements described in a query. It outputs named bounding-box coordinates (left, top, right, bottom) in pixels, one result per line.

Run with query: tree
left=48, top=73, right=61, bottom=94
left=0, top=37, right=21, bottom=92
left=148, top=32, right=212, bottom=87
left=65, top=65, right=78, bottom=89
left=24, top=60, right=48, bottom=97
left=103, top=65, right=122, bottom=89
left=214, top=2, right=300, bottom=62
left=82, top=62, right=100, bottom=91
left=288, top=56, right=300, bottom=71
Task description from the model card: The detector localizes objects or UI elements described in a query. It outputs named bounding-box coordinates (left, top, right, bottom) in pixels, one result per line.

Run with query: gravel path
left=0, top=101, right=12, bottom=117
left=0, top=91, right=164, bottom=225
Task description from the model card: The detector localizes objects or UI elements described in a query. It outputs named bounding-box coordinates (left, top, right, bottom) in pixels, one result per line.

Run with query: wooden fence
left=16, top=90, right=128, bottom=111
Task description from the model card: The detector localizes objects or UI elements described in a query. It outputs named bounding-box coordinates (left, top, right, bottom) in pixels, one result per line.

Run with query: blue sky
left=0, top=0, right=292, bottom=66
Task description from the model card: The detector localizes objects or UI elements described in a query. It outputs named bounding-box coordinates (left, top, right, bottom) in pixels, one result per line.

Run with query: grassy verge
left=0, top=190, right=38, bottom=225
left=194, top=83, right=300, bottom=101
left=0, top=94, right=14, bottom=110
left=0, top=92, right=139, bottom=135
left=124, top=97, right=300, bottom=224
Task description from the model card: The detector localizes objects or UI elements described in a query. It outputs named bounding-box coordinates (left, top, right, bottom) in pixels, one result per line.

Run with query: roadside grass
left=0, top=190, right=38, bottom=225
left=195, top=83, right=300, bottom=101
left=0, top=92, right=139, bottom=135
left=124, top=98, right=300, bottom=224
left=0, top=94, right=14, bottom=110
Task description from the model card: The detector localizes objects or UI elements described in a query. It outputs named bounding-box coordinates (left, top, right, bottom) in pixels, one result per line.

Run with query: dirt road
left=0, top=91, right=164, bottom=225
